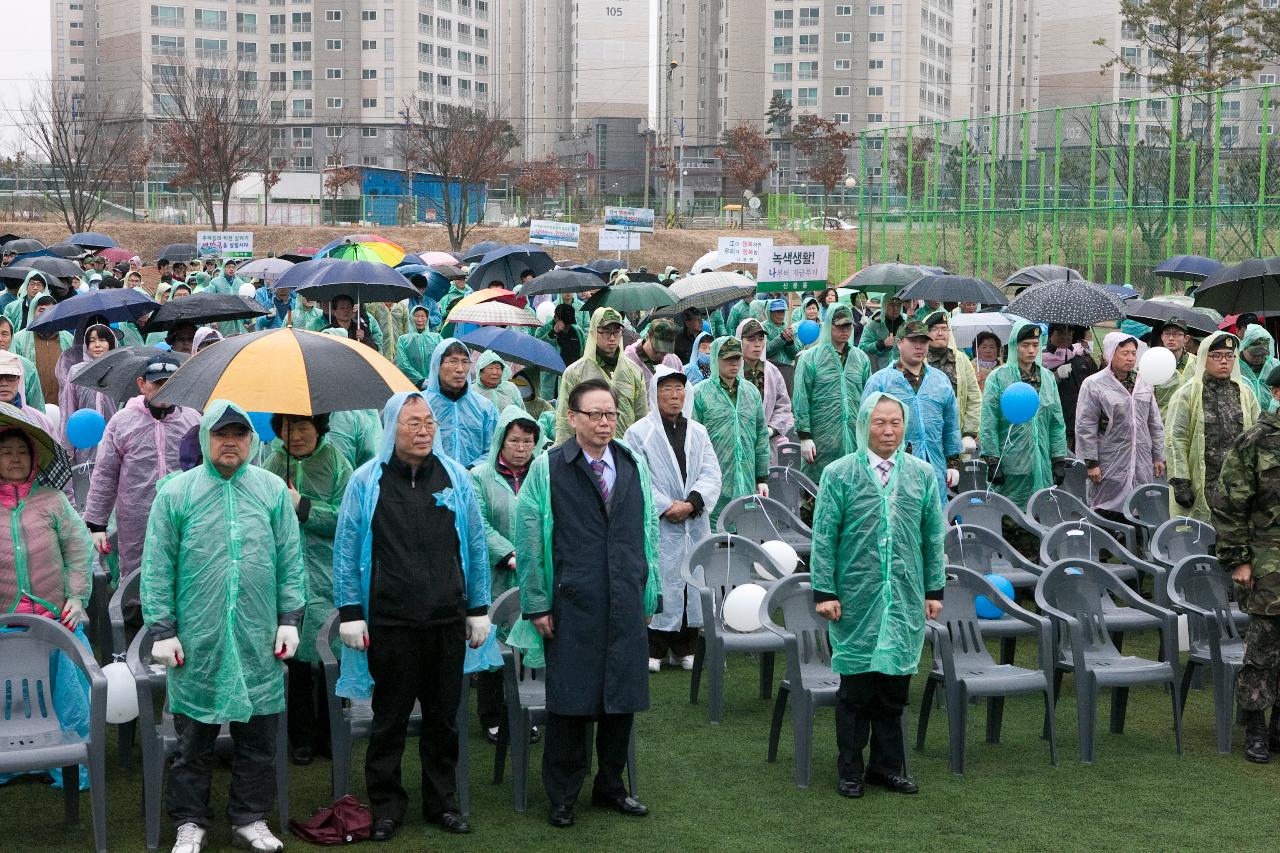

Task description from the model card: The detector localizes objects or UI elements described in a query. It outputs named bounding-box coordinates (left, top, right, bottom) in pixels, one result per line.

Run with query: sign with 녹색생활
left=756, top=245, right=830, bottom=292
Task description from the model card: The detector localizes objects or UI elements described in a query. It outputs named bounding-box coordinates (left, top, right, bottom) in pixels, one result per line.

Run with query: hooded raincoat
left=331, top=392, right=497, bottom=699
left=737, top=319, right=795, bottom=457
left=262, top=434, right=352, bottom=664
left=793, top=304, right=872, bottom=481
left=201, top=265, right=251, bottom=337
left=682, top=331, right=713, bottom=386
left=1238, top=324, right=1280, bottom=414
left=424, top=337, right=499, bottom=468
left=809, top=393, right=945, bottom=676
left=624, top=366, right=722, bottom=633
left=553, top=308, right=648, bottom=443
left=859, top=309, right=907, bottom=371
left=470, top=406, right=543, bottom=601
left=0, top=323, right=45, bottom=409
left=82, top=394, right=202, bottom=575
left=57, top=327, right=120, bottom=469
left=394, top=306, right=441, bottom=387
left=692, top=337, right=771, bottom=526
left=140, top=400, right=307, bottom=724
left=622, top=335, right=684, bottom=392
left=1165, top=330, right=1261, bottom=522
left=978, top=319, right=1070, bottom=508
left=0, top=351, right=54, bottom=434
left=2, top=271, right=58, bottom=331
left=862, top=360, right=963, bottom=502
left=472, top=349, right=526, bottom=413
left=929, top=331, right=982, bottom=438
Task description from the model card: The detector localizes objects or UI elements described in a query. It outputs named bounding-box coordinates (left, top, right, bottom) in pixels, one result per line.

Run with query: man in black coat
left=513, top=378, right=661, bottom=828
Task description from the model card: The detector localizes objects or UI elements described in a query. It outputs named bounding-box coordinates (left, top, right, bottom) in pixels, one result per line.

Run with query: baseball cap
left=0, top=351, right=22, bottom=378
left=647, top=318, right=677, bottom=352
left=739, top=318, right=766, bottom=338
left=595, top=307, right=624, bottom=329
left=768, top=298, right=787, bottom=313
left=208, top=407, right=252, bottom=432
left=1160, top=317, right=1189, bottom=333
left=142, top=353, right=183, bottom=382
left=718, top=338, right=743, bottom=358
left=1015, top=323, right=1042, bottom=343
left=924, top=310, right=949, bottom=328
left=900, top=320, right=931, bottom=340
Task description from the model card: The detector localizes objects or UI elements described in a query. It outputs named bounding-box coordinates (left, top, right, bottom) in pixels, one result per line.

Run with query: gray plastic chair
left=315, top=611, right=471, bottom=815
left=1166, top=555, right=1245, bottom=754
left=684, top=534, right=786, bottom=723
left=1026, top=487, right=1137, bottom=553
left=1059, top=458, right=1088, bottom=502
left=107, top=569, right=143, bottom=770
left=767, top=465, right=818, bottom=514
left=1149, top=517, right=1216, bottom=567
left=1040, top=521, right=1166, bottom=604
left=487, top=588, right=637, bottom=812
left=1122, top=483, right=1171, bottom=553
left=917, top=567, right=1056, bottom=774
left=945, top=490, right=1047, bottom=549
left=956, top=458, right=989, bottom=494
left=0, top=613, right=107, bottom=853
left=130, top=629, right=290, bottom=851
left=943, top=525, right=1044, bottom=590
left=775, top=442, right=802, bottom=470
left=1035, top=559, right=1182, bottom=763
left=716, top=494, right=813, bottom=559
left=761, top=575, right=839, bottom=788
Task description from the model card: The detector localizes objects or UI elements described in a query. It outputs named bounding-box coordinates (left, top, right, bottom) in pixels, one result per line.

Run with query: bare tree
left=789, top=114, right=854, bottom=222
left=715, top=124, right=776, bottom=227
left=402, top=101, right=518, bottom=250
left=152, top=61, right=282, bottom=229
left=511, top=155, right=568, bottom=210
left=14, top=79, right=140, bottom=232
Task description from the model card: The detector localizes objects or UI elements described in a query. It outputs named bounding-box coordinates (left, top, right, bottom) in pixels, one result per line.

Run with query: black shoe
left=436, top=812, right=471, bottom=834
left=485, top=726, right=501, bottom=745
left=1245, top=710, right=1270, bottom=764
left=863, top=770, right=919, bottom=794
left=837, top=779, right=864, bottom=799
left=590, top=793, right=649, bottom=816
left=370, top=818, right=400, bottom=842
left=548, top=805, right=575, bottom=828
left=529, top=725, right=541, bottom=744
left=290, top=746, right=313, bottom=766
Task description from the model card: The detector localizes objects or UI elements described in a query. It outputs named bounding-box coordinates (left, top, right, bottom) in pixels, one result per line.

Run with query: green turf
left=8, top=639, right=1280, bottom=853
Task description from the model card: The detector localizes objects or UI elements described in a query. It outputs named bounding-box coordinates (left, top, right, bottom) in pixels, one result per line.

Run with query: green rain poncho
left=472, top=349, right=526, bottom=413
left=792, top=303, right=872, bottom=481
left=978, top=319, right=1069, bottom=508
left=201, top=264, right=252, bottom=337
left=320, top=329, right=383, bottom=469
left=140, top=400, right=306, bottom=724
left=859, top=307, right=906, bottom=371
left=553, top=307, right=648, bottom=442
left=810, top=392, right=945, bottom=676
left=692, top=336, right=771, bottom=526
left=261, top=432, right=352, bottom=664
left=394, top=306, right=442, bottom=387
left=470, top=405, right=543, bottom=601
left=1238, top=324, right=1280, bottom=414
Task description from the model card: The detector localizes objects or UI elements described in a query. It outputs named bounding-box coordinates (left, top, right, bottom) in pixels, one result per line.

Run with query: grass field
left=7, top=634, right=1280, bottom=853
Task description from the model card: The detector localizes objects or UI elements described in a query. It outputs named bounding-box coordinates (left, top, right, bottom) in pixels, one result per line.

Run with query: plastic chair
left=315, top=612, right=472, bottom=815
left=1059, top=458, right=1088, bottom=502
left=775, top=442, right=802, bottom=470
left=130, top=629, right=290, bottom=851
left=487, top=589, right=637, bottom=812
left=716, top=495, right=813, bottom=559
left=1040, top=521, right=1166, bottom=603
left=1149, top=517, right=1216, bottom=567
left=0, top=613, right=107, bottom=853
left=760, top=575, right=839, bottom=788
left=1035, top=560, right=1182, bottom=763
left=767, top=466, right=818, bottom=514
left=1166, top=555, right=1245, bottom=754
left=1026, top=487, right=1137, bottom=553
left=683, top=534, right=786, bottom=724
left=956, top=458, right=989, bottom=494
left=945, top=490, right=1047, bottom=547
left=917, top=567, right=1056, bottom=774
left=1122, top=483, right=1171, bottom=554
left=107, top=569, right=142, bottom=769
left=943, top=525, right=1044, bottom=590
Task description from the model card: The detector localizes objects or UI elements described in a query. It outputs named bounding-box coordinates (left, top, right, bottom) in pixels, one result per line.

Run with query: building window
left=870, top=5, right=886, bottom=14
left=836, top=31, right=853, bottom=43
left=867, top=113, right=883, bottom=122
left=836, top=5, right=852, bottom=14
left=362, top=69, right=377, bottom=79
left=361, top=39, right=377, bottom=50
left=834, top=113, right=850, bottom=123
left=869, top=59, right=885, bottom=69
left=325, top=10, right=343, bottom=22
left=834, top=59, right=851, bottom=70
left=294, top=156, right=314, bottom=170
left=326, top=97, right=343, bottom=108
left=361, top=127, right=379, bottom=137
left=361, top=10, right=376, bottom=21
left=797, top=87, right=817, bottom=106
left=868, top=86, right=883, bottom=96
left=773, top=36, right=793, bottom=54
left=361, top=97, right=378, bottom=108
left=326, top=68, right=342, bottom=79
left=868, top=32, right=884, bottom=42
left=834, top=86, right=851, bottom=96
left=326, top=126, right=343, bottom=138
left=326, top=39, right=342, bottom=50
left=1261, top=74, right=1278, bottom=84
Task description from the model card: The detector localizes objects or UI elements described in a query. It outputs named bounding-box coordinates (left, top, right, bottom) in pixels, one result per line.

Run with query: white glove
left=152, top=636, right=185, bottom=668
left=1055, top=364, right=1072, bottom=380
left=962, top=436, right=977, bottom=454
left=91, top=531, right=110, bottom=555
left=274, top=625, right=299, bottom=660
left=339, top=619, right=369, bottom=650
left=800, top=439, right=817, bottom=463
left=61, top=599, right=85, bottom=630
left=946, top=468, right=960, bottom=489
left=466, top=614, right=491, bottom=649
left=859, top=314, right=871, bottom=327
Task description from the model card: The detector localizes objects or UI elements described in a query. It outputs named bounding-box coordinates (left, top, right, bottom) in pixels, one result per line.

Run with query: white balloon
left=102, top=660, right=139, bottom=724
left=722, top=583, right=768, bottom=633
left=1138, top=346, right=1177, bottom=386
left=535, top=300, right=556, bottom=324
left=43, top=404, right=62, bottom=434
left=760, top=540, right=799, bottom=576
left=237, top=282, right=258, bottom=298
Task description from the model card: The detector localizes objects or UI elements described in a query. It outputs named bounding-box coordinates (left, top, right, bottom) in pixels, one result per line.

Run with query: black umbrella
left=157, top=243, right=198, bottom=264
left=519, top=268, right=603, bottom=298
left=27, top=289, right=159, bottom=334
left=0, top=265, right=33, bottom=285
left=462, top=240, right=503, bottom=264
left=68, top=232, right=118, bottom=250
left=466, top=246, right=556, bottom=289
left=1003, top=279, right=1125, bottom=326
left=0, top=401, right=72, bottom=490
left=25, top=256, right=86, bottom=279
left=146, top=293, right=267, bottom=331
left=72, top=347, right=190, bottom=403
left=895, top=275, right=1009, bottom=306
left=1004, top=264, right=1081, bottom=289
left=588, top=259, right=628, bottom=274
left=292, top=260, right=419, bottom=304
left=1123, top=299, right=1219, bottom=336
left=1192, top=257, right=1280, bottom=315
left=2, top=238, right=45, bottom=255
left=46, top=243, right=89, bottom=259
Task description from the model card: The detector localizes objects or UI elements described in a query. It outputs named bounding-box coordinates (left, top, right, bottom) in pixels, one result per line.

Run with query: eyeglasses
left=571, top=409, right=619, bottom=423
left=400, top=418, right=436, bottom=433
left=441, top=357, right=471, bottom=368
left=1207, top=352, right=1237, bottom=363
left=596, top=328, right=623, bottom=340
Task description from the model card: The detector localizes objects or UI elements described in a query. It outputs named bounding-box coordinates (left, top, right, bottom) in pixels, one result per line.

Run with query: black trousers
left=286, top=659, right=331, bottom=755
left=541, top=712, right=632, bottom=808
left=166, top=713, right=278, bottom=829
left=835, top=673, right=910, bottom=782
left=365, top=621, right=465, bottom=822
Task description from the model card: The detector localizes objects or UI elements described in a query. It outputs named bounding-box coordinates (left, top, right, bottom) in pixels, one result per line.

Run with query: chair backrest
left=684, top=534, right=780, bottom=625
left=931, top=566, right=1002, bottom=668
left=943, top=524, right=1042, bottom=582
left=945, top=490, right=1044, bottom=537
left=716, top=494, right=812, bottom=543
left=1035, top=560, right=1123, bottom=657
left=767, top=466, right=818, bottom=513
left=1166, top=554, right=1242, bottom=649
left=1059, top=459, right=1088, bottom=501
left=956, top=458, right=989, bottom=494
left=1150, top=518, right=1216, bottom=566
left=1123, top=483, right=1171, bottom=531
left=761, top=575, right=831, bottom=670
left=488, top=586, right=542, bottom=683
left=1039, top=521, right=1141, bottom=571
left=0, top=613, right=97, bottom=747
left=108, top=569, right=142, bottom=657
left=776, top=442, right=802, bottom=470
left=1027, top=487, right=1136, bottom=552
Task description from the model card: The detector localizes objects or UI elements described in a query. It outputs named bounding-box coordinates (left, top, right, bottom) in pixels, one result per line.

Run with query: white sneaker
left=680, top=655, right=695, bottom=671
left=648, top=657, right=661, bottom=673
left=231, top=820, right=284, bottom=852
left=171, top=823, right=207, bottom=853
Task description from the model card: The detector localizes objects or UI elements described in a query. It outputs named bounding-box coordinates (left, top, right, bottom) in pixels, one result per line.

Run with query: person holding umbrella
left=326, top=295, right=384, bottom=352
left=253, top=283, right=296, bottom=332
left=472, top=350, right=526, bottom=413
left=692, top=336, right=770, bottom=527
left=1043, top=324, right=1099, bottom=451
left=438, top=276, right=473, bottom=337
left=534, top=303, right=585, bottom=402
left=859, top=296, right=907, bottom=372
left=673, top=307, right=708, bottom=365
left=622, top=318, right=683, bottom=392
left=424, top=338, right=499, bottom=468
left=395, top=305, right=442, bottom=388
left=11, top=294, right=73, bottom=406
left=261, top=412, right=351, bottom=766
left=1239, top=324, right=1280, bottom=415
left=794, top=304, right=872, bottom=481
left=554, top=308, right=648, bottom=443
left=200, top=260, right=250, bottom=337
left=57, top=323, right=119, bottom=501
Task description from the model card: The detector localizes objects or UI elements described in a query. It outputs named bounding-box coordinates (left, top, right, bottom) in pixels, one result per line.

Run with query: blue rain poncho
left=862, top=360, right=962, bottom=502
left=424, top=337, right=499, bottom=468
left=682, top=331, right=713, bottom=386
left=331, top=391, right=498, bottom=700
left=792, top=303, right=872, bottom=481
left=810, top=392, right=945, bottom=676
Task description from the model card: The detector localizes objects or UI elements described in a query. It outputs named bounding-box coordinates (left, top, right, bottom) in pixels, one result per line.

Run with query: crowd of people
left=1, top=239, right=1273, bottom=853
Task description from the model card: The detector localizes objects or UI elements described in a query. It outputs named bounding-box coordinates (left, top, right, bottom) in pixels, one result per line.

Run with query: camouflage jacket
left=1202, top=376, right=1245, bottom=495
left=1211, top=411, right=1280, bottom=615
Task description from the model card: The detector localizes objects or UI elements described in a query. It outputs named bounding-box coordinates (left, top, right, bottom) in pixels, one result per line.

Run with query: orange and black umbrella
left=151, top=327, right=416, bottom=415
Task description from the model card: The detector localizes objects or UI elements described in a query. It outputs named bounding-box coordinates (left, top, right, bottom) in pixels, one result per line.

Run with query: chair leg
left=1000, top=636, right=1017, bottom=665
left=986, top=695, right=1006, bottom=745
left=768, top=685, right=789, bottom=763
left=1171, top=674, right=1185, bottom=755
left=759, top=651, right=775, bottom=700
left=916, top=679, right=936, bottom=750
left=1077, top=674, right=1097, bottom=764
left=493, top=723, right=509, bottom=784
left=512, top=711, right=530, bottom=812
left=1043, top=670, right=1064, bottom=741
left=793, top=695, right=813, bottom=789
left=1043, top=688, right=1058, bottom=766
left=1109, top=685, right=1130, bottom=735
left=689, top=635, right=705, bottom=705
left=63, top=765, right=80, bottom=825
left=119, top=719, right=136, bottom=771
left=945, top=685, right=967, bottom=776
left=141, top=732, right=162, bottom=850
left=1178, top=661, right=1197, bottom=716
left=331, top=722, right=351, bottom=801
left=707, top=643, right=725, bottom=724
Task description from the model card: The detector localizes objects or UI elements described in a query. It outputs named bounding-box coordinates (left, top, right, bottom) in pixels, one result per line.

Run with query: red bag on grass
left=289, top=795, right=373, bottom=845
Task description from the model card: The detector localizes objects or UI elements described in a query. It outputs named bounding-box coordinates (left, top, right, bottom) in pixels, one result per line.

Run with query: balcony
left=475, top=8, right=488, bottom=20
left=270, top=24, right=286, bottom=34
left=798, top=70, right=817, bottom=80
left=773, top=19, right=794, bottom=28
left=292, top=107, right=313, bottom=118
left=151, top=45, right=185, bottom=57
left=799, top=18, right=818, bottom=26
left=437, top=0, right=452, bottom=9
left=458, top=60, right=472, bottom=72
left=417, top=53, right=434, bottom=65
left=798, top=44, right=818, bottom=53
left=475, top=35, right=488, bottom=48
left=457, top=32, right=472, bottom=43
left=773, top=46, right=793, bottom=55
left=150, top=15, right=184, bottom=27
left=196, top=18, right=228, bottom=31
left=292, top=23, right=311, bottom=33
left=291, top=51, right=311, bottom=61
left=772, top=72, right=791, bottom=81
left=194, top=48, right=229, bottom=60
left=437, top=26, right=452, bottom=39
left=269, top=53, right=286, bottom=63
left=269, top=80, right=286, bottom=91
left=419, top=25, right=433, bottom=34
left=237, top=23, right=257, bottom=33
left=418, top=82, right=434, bottom=94
left=292, top=80, right=312, bottom=90
left=237, top=52, right=258, bottom=64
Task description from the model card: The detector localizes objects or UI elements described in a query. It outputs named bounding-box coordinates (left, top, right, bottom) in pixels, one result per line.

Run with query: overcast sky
left=2, top=7, right=52, bottom=149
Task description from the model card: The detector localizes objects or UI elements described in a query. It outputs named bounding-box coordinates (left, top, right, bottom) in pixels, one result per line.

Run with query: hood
left=198, top=399, right=260, bottom=480
left=425, top=335, right=471, bottom=394
left=1101, top=330, right=1141, bottom=365
left=486, top=403, right=543, bottom=470
left=580, top=306, right=611, bottom=365
left=1240, top=323, right=1276, bottom=364
left=819, top=302, right=854, bottom=350
left=409, top=304, right=430, bottom=328
left=376, top=390, right=443, bottom=465
left=683, top=331, right=712, bottom=371
left=647, top=363, right=693, bottom=419
left=1001, top=318, right=1046, bottom=378
left=1188, top=330, right=1244, bottom=385
left=472, top=348, right=511, bottom=388
left=192, top=326, right=222, bottom=351
left=857, top=391, right=910, bottom=461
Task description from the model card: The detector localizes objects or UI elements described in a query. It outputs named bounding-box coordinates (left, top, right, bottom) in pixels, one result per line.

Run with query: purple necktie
left=589, top=458, right=610, bottom=501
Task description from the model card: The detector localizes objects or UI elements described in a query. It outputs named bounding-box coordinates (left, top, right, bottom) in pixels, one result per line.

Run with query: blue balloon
left=66, top=409, right=107, bottom=450
left=975, top=573, right=1016, bottom=619
left=702, top=320, right=711, bottom=333
left=796, top=319, right=821, bottom=345
left=1000, top=381, right=1040, bottom=425
left=248, top=411, right=276, bottom=443
left=153, top=341, right=172, bottom=351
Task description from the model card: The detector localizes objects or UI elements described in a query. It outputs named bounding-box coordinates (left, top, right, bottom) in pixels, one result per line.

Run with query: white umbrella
left=237, top=257, right=295, bottom=285
left=950, top=312, right=1014, bottom=348
left=690, top=250, right=729, bottom=273
left=447, top=302, right=541, bottom=327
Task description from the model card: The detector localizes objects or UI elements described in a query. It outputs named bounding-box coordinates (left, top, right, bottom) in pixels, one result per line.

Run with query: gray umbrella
left=71, top=346, right=190, bottom=403
left=24, top=256, right=85, bottom=279
left=1004, top=264, right=1081, bottom=290
left=1003, top=279, right=1125, bottom=326
left=1123, top=299, right=1219, bottom=336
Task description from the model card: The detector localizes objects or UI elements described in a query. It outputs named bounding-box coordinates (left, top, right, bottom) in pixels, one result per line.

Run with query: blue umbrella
left=391, top=265, right=452, bottom=303
left=272, top=258, right=332, bottom=292
left=467, top=246, right=556, bottom=290
left=462, top=240, right=503, bottom=264
left=26, top=289, right=159, bottom=334
left=1154, top=255, right=1224, bottom=282
left=1102, top=284, right=1140, bottom=300
left=458, top=326, right=566, bottom=373
left=293, top=259, right=418, bottom=304
left=68, top=232, right=118, bottom=250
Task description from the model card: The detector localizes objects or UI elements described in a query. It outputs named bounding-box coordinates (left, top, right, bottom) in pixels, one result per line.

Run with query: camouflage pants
left=1237, top=615, right=1280, bottom=712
